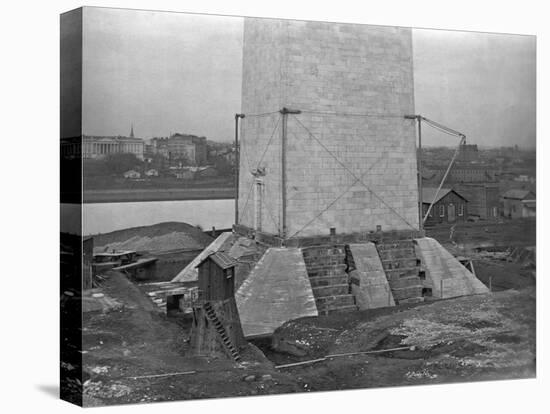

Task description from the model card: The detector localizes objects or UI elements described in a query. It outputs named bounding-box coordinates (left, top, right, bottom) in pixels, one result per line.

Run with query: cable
left=421, top=117, right=465, bottom=138
left=242, top=110, right=280, bottom=118
left=300, top=109, right=406, bottom=119
left=422, top=136, right=466, bottom=223
left=240, top=117, right=281, bottom=220
left=292, top=115, right=417, bottom=232
left=262, top=195, right=279, bottom=231
left=287, top=140, right=388, bottom=238
left=421, top=116, right=465, bottom=137
left=423, top=120, right=463, bottom=138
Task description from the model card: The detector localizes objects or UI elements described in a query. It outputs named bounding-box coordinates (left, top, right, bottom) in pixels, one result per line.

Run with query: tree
left=103, top=153, right=143, bottom=175
left=212, top=155, right=234, bottom=176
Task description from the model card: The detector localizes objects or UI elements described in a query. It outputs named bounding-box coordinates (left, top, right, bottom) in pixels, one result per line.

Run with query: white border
left=1, top=1, right=546, bottom=413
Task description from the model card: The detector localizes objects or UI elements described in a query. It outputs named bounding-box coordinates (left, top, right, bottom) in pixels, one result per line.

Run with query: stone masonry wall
left=240, top=18, right=419, bottom=238
left=238, top=19, right=287, bottom=235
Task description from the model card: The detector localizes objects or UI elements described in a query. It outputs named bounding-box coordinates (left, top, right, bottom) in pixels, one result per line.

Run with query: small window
left=439, top=205, right=445, bottom=217
left=226, top=268, right=234, bottom=279
left=458, top=204, right=464, bottom=216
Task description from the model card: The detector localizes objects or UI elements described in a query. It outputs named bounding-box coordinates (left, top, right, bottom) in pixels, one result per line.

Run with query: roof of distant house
left=502, top=189, right=536, bottom=200
left=422, top=187, right=467, bottom=204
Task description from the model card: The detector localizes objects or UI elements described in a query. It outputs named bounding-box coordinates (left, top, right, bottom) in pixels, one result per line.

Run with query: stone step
left=308, top=274, right=349, bottom=287
left=303, top=256, right=346, bottom=267
left=385, top=267, right=420, bottom=280
left=318, top=304, right=358, bottom=315
left=315, top=294, right=355, bottom=308
left=390, top=285, right=424, bottom=301
left=398, top=296, right=425, bottom=305
left=312, top=284, right=350, bottom=297
left=388, top=276, right=424, bottom=289
left=376, top=241, right=414, bottom=251
left=381, top=258, right=419, bottom=270
left=305, top=263, right=347, bottom=275
left=377, top=248, right=416, bottom=260
left=302, top=245, right=346, bottom=257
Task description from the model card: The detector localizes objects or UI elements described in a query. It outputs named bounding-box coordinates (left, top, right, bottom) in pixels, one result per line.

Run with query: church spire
left=130, top=123, right=135, bottom=138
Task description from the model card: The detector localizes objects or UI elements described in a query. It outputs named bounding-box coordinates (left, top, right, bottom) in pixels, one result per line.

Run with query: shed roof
left=171, top=232, right=234, bottom=282
left=196, top=251, right=238, bottom=270
left=502, top=189, right=535, bottom=200
left=422, top=187, right=467, bottom=204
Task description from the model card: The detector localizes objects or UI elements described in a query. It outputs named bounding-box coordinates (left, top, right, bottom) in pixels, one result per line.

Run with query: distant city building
left=149, top=133, right=207, bottom=165
left=514, top=174, right=535, bottom=184
left=501, top=189, right=536, bottom=219
left=82, top=126, right=144, bottom=160
left=521, top=200, right=536, bottom=218
left=427, top=163, right=497, bottom=184
left=458, top=143, right=479, bottom=162
left=144, top=169, right=159, bottom=177
left=454, top=183, right=500, bottom=220
left=123, top=169, right=141, bottom=179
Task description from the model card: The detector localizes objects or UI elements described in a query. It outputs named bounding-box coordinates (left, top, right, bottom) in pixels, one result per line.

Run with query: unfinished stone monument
left=237, top=19, right=419, bottom=238
left=176, top=17, right=489, bottom=339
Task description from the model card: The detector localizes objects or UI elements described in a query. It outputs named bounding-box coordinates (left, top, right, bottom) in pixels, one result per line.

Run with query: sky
left=82, top=8, right=536, bottom=148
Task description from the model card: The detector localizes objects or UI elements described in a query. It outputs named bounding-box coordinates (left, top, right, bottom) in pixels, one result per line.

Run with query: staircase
left=203, top=302, right=241, bottom=362
left=375, top=240, right=424, bottom=305
left=302, top=245, right=357, bottom=315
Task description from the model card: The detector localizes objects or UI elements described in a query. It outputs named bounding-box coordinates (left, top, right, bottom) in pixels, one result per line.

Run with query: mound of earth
left=268, top=287, right=535, bottom=388
left=93, top=222, right=214, bottom=253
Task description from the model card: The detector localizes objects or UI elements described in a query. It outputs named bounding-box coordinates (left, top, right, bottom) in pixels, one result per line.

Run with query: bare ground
left=81, top=268, right=535, bottom=406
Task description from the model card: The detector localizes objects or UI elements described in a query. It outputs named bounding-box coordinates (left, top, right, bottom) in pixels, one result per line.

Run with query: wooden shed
left=197, top=251, right=236, bottom=301
left=190, top=252, right=246, bottom=361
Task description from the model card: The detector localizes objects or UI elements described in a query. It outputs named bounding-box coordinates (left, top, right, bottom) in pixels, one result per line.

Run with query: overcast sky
left=82, top=8, right=536, bottom=148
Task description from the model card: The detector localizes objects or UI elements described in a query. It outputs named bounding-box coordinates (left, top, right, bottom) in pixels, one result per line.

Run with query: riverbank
left=84, top=187, right=235, bottom=203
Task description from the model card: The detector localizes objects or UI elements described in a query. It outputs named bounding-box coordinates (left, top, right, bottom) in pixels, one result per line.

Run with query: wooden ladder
left=203, top=302, right=241, bottom=362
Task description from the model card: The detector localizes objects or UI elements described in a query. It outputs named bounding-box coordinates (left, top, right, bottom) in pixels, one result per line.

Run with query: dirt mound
left=93, top=222, right=213, bottom=253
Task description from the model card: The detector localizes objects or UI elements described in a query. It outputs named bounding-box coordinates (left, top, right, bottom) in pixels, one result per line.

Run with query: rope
left=243, top=110, right=280, bottom=118
left=423, top=120, right=463, bottom=138
left=292, top=115, right=417, bottom=231
left=421, top=117, right=465, bottom=138
left=262, top=195, right=279, bottom=231
left=422, top=136, right=466, bottom=222
left=299, top=109, right=406, bottom=119
left=240, top=116, right=281, bottom=220
left=288, top=146, right=387, bottom=239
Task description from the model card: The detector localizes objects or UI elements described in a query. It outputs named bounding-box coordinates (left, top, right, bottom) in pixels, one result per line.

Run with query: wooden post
left=234, top=114, right=244, bottom=225
left=279, top=107, right=301, bottom=238
left=281, top=109, right=288, bottom=238
left=388, top=287, right=392, bottom=306
left=440, top=279, right=443, bottom=298
left=417, top=117, right=423, bottom=231
left=489, top=276, right=492, bottom=292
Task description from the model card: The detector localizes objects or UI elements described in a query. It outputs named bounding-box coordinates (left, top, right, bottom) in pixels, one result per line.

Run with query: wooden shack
left=189, top=252, right=246, bottom=361
left=422, top=187, right=468, bottom=226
